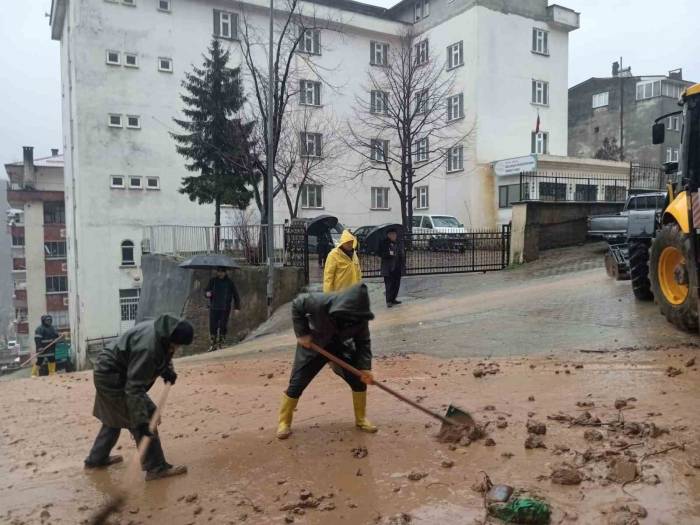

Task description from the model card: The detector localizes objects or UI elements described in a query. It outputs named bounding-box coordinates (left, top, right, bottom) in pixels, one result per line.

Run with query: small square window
left=146, top=177, right=160, bottom=189
left=158, top=57, right=173, bottom=72
left=122, top=0, right=136, bottom=6
left=108, top=114, right=123, bottom=127
left=106, top=50, right=121, bottom=65
left=126, top=115, right=141, bottom=129
left=124, top=53, right=139, bottom=68
left=111, top=176, right=125, bottom=188
left=129, top=176, right=143, bottom=189
left=158, top=0, right=171, bottom=11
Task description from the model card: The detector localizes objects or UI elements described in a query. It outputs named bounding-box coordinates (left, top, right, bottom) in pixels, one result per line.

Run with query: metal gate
left=360, top=225, right=511, bottom=278
left=283, top=222, right=309, bottom=281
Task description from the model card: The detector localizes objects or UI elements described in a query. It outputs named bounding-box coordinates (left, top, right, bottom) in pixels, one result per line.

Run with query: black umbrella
left=364, top=223, right=403, bottom=255
left=178, top=254, right=241, bottom=270
left=306, top=215, right=338, bottom=236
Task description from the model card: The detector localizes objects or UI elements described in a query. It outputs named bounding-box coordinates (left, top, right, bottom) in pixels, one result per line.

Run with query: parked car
left=411, top=214, right=468, bottom=251
left=587, top=192, right=665, bottom=243
left=352, top=225, right=376, bottom=254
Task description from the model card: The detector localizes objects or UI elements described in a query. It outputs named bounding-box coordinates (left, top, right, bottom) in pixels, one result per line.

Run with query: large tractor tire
left=650, top=223, right=699, bottom=332
left=629, top=240, right=653, bottom=300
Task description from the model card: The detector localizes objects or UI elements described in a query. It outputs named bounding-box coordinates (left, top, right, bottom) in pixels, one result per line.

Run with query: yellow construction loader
left=642, top=83, right=700, bottom=330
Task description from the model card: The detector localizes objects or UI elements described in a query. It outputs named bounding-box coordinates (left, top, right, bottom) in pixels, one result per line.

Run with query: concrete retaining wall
left=138, top=255, right=305, bottom=356
left=510, top=201, right=624, bottom=263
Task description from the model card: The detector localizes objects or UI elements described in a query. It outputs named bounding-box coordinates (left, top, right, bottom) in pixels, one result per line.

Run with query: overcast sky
left=0, top=0, right=698, bottom=170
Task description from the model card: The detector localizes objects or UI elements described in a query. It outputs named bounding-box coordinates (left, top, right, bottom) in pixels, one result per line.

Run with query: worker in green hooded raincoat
left=84, top=314, right=194, bottom=481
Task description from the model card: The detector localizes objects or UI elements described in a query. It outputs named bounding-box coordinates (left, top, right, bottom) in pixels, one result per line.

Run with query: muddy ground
left=2, top=346, right=699, bottom=524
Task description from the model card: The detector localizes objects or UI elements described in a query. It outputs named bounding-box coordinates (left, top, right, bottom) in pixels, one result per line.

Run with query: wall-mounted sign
left=493, top=155, right=537, bottom=176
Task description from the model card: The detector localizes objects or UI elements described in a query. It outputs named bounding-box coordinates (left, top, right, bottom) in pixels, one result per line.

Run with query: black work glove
left=137, top=422, right=154, bottom=438
left=162, top=368, right=177, bottom=385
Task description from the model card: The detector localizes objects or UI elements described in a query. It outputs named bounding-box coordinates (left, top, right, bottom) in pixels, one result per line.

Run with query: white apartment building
left=50, top=0, right=578, bottom=367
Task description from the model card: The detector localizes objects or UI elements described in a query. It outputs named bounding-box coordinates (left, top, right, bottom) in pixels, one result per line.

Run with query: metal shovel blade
left=436, top=404, right=478, bottom=443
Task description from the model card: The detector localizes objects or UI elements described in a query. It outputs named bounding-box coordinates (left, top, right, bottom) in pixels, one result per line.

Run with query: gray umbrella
left=178, top=254, right=241, bottom=270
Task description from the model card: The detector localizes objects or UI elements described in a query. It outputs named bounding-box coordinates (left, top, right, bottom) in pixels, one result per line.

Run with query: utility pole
left=619, top=56, right=625, bottom=160
left=266, top=0, right=275, bottom=317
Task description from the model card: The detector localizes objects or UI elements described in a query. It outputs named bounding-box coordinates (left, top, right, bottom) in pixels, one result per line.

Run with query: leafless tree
left=238, top=0, right=343, bottom=224
left=346, top=30, right=474, bottom=230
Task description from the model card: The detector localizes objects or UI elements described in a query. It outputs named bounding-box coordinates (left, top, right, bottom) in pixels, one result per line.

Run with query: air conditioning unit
left=60, top=228, right=66, bottom=238
left=63, top=297, right=69, bottom=306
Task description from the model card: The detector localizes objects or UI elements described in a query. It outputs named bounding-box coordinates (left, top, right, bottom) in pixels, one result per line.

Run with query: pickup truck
left=587, top=192, right=665, bottom=243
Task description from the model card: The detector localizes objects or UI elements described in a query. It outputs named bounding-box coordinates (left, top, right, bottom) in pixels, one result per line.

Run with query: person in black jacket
left=379, top=228, right=403, bottom=308
left=205, top=267, right=241, bottom=351
left=32, top=315, right=60, bottom=377
left=276, top=283, right=377, bottom=439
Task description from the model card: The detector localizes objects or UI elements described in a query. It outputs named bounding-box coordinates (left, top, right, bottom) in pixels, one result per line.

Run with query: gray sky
left=1, top=0, right=698, bottom=168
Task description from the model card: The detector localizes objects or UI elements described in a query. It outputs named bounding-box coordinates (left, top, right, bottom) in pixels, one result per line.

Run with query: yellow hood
left=339, top=229, right=358, bottom=248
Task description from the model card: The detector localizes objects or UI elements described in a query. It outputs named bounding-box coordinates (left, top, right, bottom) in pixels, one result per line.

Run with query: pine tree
left=172, top=39, right=255, bottom=232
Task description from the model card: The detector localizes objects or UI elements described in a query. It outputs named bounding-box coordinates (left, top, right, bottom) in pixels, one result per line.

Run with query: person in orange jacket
left=323, top=230, right=362, bottom=293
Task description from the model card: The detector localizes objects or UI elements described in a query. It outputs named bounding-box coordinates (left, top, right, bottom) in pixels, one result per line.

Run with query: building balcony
left=16, top=322, right=29, bottom=335
left=12, top=258, right=26, bottom=271
left=547, top=5, right=580, bottom=32
left=13, top=289, right=27, bottom=302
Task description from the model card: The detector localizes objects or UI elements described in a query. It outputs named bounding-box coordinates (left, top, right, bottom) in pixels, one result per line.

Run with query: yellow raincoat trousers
left=323, top=230, right=362, bottom=293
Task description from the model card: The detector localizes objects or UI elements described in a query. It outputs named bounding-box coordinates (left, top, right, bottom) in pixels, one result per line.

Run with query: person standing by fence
left=323, top=230, right=362, bottom=293
left=32, top=315, right=59, bottom=377
left=205, top=267, right=240, bottom=351
left=379, top=228, right=403, bottom=308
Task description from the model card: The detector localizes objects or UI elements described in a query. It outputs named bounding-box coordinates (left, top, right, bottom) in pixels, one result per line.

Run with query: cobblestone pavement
left=189, top=242, right=697, bottom=363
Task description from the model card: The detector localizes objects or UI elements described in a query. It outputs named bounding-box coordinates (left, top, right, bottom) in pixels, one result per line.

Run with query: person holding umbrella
left=205, top=267, right=241, bottom=351
left=379, top=227, right=403, bottom=308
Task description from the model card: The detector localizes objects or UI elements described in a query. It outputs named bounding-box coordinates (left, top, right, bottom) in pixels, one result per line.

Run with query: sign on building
left=494, top=155, right=537, bottom=176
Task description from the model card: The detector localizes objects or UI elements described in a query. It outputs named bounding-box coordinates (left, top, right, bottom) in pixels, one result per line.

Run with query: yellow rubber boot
left=48, top=362, right=57, bottom=376
left=352, top=391, right=378, bottom=433
left=31, top=364, right=39, bottom=378
left=276, top=394, right=298, bottom=440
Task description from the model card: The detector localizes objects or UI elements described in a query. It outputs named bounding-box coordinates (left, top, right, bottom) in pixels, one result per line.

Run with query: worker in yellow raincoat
left=323, top=229, right=362, bottom=293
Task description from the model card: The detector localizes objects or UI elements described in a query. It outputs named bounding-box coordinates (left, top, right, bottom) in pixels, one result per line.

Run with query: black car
left=352, top=225, right=376, bottom=254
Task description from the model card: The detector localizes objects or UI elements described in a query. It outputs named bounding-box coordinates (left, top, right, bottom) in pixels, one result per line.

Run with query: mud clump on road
left=551, top=466, right=583, bottom=485
left=435, top=421, right=486, bottom=445
left=351, top=446, right=368, bottom=459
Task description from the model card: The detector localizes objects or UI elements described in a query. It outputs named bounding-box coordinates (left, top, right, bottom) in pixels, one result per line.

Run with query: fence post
left=519, top=172, right=523, bottom=201
left=303, top=228, right=309, bottom=284
left=555, top=175, right=559, bottom=202
left=171, top=226, right=177, bottom=256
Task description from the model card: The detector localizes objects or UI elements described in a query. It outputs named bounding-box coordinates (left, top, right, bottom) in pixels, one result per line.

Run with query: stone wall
left=510, top=201, right=624, bottom=263
left=138, top=255, right=305, bottom=356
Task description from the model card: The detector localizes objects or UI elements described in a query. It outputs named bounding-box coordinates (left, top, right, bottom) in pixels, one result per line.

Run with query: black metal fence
left=359, top=225, right=511, bottom=278
left=519, top=171, right=628, bottom=203
left=629, top=162, right=679, bottom=192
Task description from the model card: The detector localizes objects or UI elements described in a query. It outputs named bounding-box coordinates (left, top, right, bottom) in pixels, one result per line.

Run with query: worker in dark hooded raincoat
left=84, top=314, right=194, bottom=481
left=276, top=283, right=377, bottom=439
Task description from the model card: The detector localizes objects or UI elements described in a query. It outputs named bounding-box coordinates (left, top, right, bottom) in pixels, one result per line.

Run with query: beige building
left=5, top=147, right=68, bottom=353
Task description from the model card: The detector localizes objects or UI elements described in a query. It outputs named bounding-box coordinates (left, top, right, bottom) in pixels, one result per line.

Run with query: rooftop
left=5, top=153, right=64, bottom=169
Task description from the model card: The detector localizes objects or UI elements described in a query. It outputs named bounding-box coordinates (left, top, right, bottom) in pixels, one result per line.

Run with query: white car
left=411, top=214, right=469, bottom=251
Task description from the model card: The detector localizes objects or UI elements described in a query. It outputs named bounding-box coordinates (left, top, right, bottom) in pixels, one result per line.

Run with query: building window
left=532, top=28, right=549, bottom=55
left=158, top=57, right=173, bottom=72
left=299, top=28, right=321, bottom=55
left=531, top=131, right=548, bottom=155
left=539, top=182, right=567, bottom=201
left=121, top=240, right=135, bottom=266
left=415, top=137, right=429, bottom=162
left=44, top=202, right=65, bottom=224
left=106, top=50, right=121, bottom=65
left=146, top=176, right=160, bottom=189
left=499, top=184, right=523, bottom=208
left=668, top=115, right=681, bottom=131
left=214, top=10, right=238, bottom=40
left=15, top=308, right=28, bottom=323
left=370, top=90, right=389, bottom=114
left=574, top=184, right=598, bottom=201
left=47, top=311, right=69, bottom=329
left=158, top=0, right=171, bottom=12
left=447, top=41, right=463, bottom=70
left=414, top=0, right=429, bottom=21
left=300, top=184, right=323, bottom=209
left=662, top=82, right=683, bottom=99
left=371, top=187, right=390, bottom=210
left=370, top=139, right=389, bottom=162
left=636, top=80, right=662, bottom=100
left=108, top=114, right=123, bottom=128
left=604, top=185, right=627, bottom=202
left=447, top=145, right=463, bottom=172
left=122, top=0, right=136, bottom=6
left=129, top=176, right=143, bottom=189
left=12, top=233, right=25, bottom=247
left=415, top=88, right=429, bottom=114
left=124, top=53, right=138, bottom=68
left=110, top=175, right=125, bottom=188
left=447, top=93, right=464, bottom=121
left=531, top=80, right=549, bottom=105
left=120, top=289, right=140, bottom=322
left=592, top=92, right=609, bottom=108
left=300, top=132, right=322, bottom=157
left=299, top=80, right=321, bottom=106
left=415, top=186, right=429, bottom=209
left=370, top=41, right=389, bottom=66
left=414, top=39, right=429, bottom=65
left=46, top=276, right=68, bottom=294
left=126, top=115, right=141, bottom=129
left=666, top=147, right=679, bottom=163
left=44, top=241, right=67, bottom=259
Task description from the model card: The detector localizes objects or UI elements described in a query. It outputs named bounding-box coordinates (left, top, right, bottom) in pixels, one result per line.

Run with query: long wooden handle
left=308, top=342, right=455, bottom=426
left=129, top=383, right=172, bottom=477
left=20, top=334, right=65, bottom=368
